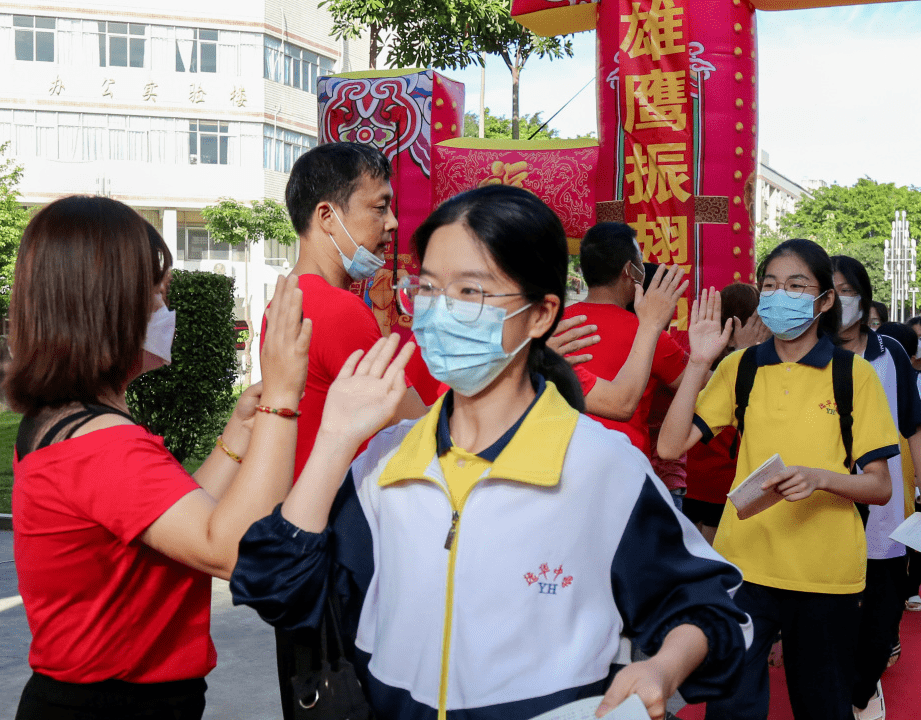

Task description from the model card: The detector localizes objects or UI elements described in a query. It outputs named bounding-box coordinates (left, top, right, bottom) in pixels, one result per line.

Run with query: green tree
left=0, top=142, right=30, bottom=315
left=126, top=271, right=237, bottom=463
left=202, top=198, right=296, bottom=383
left=463, top=108, right=560, bottom=140
left=759, top=179, right=921, bottom=307
left=320, top=0, right=573, bottom=139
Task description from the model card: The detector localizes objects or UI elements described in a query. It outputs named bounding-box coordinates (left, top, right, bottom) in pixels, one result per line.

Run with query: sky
left=444, top=1, right=921, bottom=189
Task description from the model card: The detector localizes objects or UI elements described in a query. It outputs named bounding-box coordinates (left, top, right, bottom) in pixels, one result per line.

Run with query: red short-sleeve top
left=13, top=425, right=215, bottom=684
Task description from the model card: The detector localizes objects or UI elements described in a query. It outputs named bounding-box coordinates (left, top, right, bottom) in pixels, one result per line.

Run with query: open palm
left=689, top=288, right=732, bottom=366
left=320, top=335, right=415, bottom=444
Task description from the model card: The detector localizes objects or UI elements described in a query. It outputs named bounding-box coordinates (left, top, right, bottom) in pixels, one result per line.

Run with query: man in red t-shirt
left=260, top=142, right=427, bottom=478
left=261, top=142, right=427, bottom=720
left=565, top=223, right=687, bottom=457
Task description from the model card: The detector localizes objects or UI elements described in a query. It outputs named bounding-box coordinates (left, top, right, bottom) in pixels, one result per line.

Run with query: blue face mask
left=327, top=206, right=387, bottom=281
left=758, top=289, right=827, bottom=341
left=412, top=295, right=532, bottom=397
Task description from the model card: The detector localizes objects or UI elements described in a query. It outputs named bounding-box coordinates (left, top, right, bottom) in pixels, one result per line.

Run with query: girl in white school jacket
left=231, top=186, right=752, bottom=720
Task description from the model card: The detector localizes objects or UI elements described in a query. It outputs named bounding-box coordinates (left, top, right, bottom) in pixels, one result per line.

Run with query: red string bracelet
left=255, top=405, right=301, bottom=418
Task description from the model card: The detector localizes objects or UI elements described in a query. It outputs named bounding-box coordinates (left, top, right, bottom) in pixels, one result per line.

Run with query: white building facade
left=0, top=1, right=369, bottom=377
left=755, top=150, right=814, bottom=234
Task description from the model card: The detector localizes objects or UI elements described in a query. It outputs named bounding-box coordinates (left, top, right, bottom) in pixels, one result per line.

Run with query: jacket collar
left=755, top=334, right=835, bottom=368
left=863, top=328, right=886, bottom=361
left=435, top=375, right=545, bottom=461
left=379, top=378, right=579, bottom=488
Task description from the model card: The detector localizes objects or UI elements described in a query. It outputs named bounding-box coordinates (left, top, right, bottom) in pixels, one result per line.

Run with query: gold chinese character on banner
left=620, top=0, right=686, bottom=61
left=625, top=69, right=687, bottom=132
left=142, top=81, right=158, bottom=102
left=189, top=83, right=206, bottom=104
left=478, top=160, right=529, bottom=189
left=48, top=76, right=64, bottom=96
left=632, top=214, right=689, bottom=265
left=626, top=143, right=692, bottom=203
left=102, top=78, right=115, bottom=98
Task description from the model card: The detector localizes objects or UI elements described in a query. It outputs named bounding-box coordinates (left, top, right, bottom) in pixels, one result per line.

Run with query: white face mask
left=144, top=303, right=176, bottom=365
left=839, top=295, right=863, bottom=330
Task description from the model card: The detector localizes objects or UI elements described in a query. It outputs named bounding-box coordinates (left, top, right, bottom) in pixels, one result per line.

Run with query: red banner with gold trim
left=617, top=0, right=695, bottom=330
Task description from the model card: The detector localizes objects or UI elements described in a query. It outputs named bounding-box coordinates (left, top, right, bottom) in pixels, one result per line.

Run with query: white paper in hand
left=528, top=694, right=650, bottom=720
left=727, top=453, right=786, bottom=520
left=890, top=512, right=921, bottom=552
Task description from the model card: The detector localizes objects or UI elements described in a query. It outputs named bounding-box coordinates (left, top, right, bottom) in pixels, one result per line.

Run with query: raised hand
left=320, top=334, right=415, bottom=445
left=635, top=265, right=689, bottom=332
left=260, top=274, right=312, bottom=404
left=732, top=311, right=770, bottom=349
left=688, top=287, right=732, bottom=367
left=546, top=314, right=600, bottom=366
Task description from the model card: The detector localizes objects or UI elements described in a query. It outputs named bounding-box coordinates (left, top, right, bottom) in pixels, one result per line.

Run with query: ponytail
left=527, top=343, right=585, bottom=412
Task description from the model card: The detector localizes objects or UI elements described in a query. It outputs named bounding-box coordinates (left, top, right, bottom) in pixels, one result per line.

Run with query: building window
left=263, top=125, right=316, bottom=173
left=189, top=121, right=229, bottom=164
left=264, top=36, right=334, bottom=94
left=176, top=28, right=218, bottom=73
left=177, top=227, right=244, bottom=262
left=98, top=22, right=146, bottom=68
left=265, top=236, right=297, bottom=267
left=14, top=16, right=55, bottom=62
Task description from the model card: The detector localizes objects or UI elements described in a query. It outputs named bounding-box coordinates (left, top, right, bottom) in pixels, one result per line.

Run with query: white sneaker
left=853, top=681, right=885, bottom=720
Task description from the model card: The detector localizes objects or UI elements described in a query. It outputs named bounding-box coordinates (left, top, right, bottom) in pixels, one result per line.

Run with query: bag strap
left=831, top=346, right=855, bottom=472
left=729, top=346, right=759, bottom=460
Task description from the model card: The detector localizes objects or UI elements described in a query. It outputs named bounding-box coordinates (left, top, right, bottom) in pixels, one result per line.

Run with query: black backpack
left=728, top=345, right=855, bottom=472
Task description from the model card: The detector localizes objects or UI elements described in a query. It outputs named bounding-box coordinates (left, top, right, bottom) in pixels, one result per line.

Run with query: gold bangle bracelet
left=216, top=435, right=243, bottom=464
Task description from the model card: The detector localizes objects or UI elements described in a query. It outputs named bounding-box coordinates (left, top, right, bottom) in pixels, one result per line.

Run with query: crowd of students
left=7, top=141, right=920, bottom=720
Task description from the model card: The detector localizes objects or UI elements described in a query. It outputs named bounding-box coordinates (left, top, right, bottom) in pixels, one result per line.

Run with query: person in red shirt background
left=563, top=223, right=688, bottom=457
left=682, top=282, right=767, bottom=543
left=260, top=142, right=430, bottom=720
left=260, top=143, right=427, bottom=478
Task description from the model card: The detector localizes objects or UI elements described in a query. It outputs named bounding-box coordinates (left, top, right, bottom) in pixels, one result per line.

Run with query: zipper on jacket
left=435, top=475, right=488, bottom=720
left=444, top=510, right=460, bottom=549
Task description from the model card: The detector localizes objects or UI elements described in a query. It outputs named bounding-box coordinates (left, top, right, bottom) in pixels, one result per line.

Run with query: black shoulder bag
left=291, top=593, right=373, bottom=720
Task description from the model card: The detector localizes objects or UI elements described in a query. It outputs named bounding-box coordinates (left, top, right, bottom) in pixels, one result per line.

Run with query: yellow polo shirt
left=694, top=336, right=899, bottom=594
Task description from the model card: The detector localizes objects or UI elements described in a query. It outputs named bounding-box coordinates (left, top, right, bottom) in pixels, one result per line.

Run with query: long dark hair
left=757, top=238, right=841, bottom=341
left=830, top=255, right=872, bottom=332
left=413, top=185, right=584, bottom=411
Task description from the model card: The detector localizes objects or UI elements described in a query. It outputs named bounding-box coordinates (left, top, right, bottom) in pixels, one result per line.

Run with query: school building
left=0, top=0, right=370, bottom=375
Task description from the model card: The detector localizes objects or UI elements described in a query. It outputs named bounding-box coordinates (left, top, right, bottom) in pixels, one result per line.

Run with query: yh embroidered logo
left=524, top=563, right=573, bottom=595
left=819, top=400, right=838, bottom=415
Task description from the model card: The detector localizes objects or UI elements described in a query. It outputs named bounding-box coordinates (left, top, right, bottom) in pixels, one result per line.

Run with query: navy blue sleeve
left=229, top=470, right=375, bottom=634
left=611, top=476, right=749, bottom=702
left=882, top=336, right=921, bottom=438
left=692, top=414, right=715, bottom=444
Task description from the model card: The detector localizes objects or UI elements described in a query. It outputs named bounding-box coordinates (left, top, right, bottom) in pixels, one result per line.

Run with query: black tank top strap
left=81, top=402, right=136, bottom=423
left=16, top=403, right=136, bottom=460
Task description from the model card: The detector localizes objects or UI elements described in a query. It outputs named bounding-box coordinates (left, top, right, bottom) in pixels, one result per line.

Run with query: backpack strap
left=729, top=346, right=759, bottom=460
left=831, top=346, right=855, bottom=472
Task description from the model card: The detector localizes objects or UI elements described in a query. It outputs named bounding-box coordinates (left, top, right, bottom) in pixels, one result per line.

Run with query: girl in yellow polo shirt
left=659, top=239, right=899, bottom=720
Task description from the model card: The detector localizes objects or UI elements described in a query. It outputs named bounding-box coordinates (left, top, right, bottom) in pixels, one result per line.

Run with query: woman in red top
left=7, top=196, right=313, bottom=719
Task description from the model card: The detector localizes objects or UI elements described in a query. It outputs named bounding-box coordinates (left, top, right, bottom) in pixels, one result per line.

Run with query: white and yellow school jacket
left=232, top=378, right=753, bottom=720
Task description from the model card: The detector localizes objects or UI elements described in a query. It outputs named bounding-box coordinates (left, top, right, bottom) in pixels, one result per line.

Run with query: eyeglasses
left=760, top=279, right=820, bottom=299
left=393, top=275, right=525, bottom=323
left=628, top=262, right=645, bottom=284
